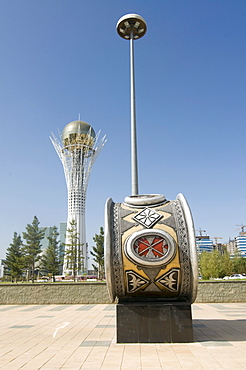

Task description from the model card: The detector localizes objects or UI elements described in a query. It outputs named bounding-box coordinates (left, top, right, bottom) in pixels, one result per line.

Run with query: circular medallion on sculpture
left=125, top=229, right=176, bottom=267
left=134, top=235, right=168, bottom=258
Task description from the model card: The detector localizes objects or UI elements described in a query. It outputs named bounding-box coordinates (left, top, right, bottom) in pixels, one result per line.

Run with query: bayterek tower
left=51, top=120, right=106, bottom=274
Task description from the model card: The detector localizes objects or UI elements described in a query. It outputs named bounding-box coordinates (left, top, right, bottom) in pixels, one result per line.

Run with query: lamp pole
left=116, top=14, right=147, bottom=196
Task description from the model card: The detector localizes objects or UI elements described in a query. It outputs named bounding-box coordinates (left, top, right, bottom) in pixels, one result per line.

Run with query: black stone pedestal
left=117, top=301, right=194, bottom=343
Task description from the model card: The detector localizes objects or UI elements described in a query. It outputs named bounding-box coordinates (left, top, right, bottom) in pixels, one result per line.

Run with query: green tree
left=40, top=226, right=61, bottom=282
left=211, top=250, right=224, bottom=278
left=199, top=251, right=212, bottom=280
left=232, top=249, right=246, bottom=274
left=221, top=248, right=233, bottom=277
left=22, top=216, right=45, bottom=283
left=64, top=219, right=84, bottom=281
left=5, top=232, right=25, bottom=282
left=199, top=249, right=233, bottom=279
left=91, top=227, right=104, bottom=280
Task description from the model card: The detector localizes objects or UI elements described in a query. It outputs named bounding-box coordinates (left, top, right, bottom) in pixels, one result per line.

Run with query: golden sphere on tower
left=62, top=120, right=96, bottom=152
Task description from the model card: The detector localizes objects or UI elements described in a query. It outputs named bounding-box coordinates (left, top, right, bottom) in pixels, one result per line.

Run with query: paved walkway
left=0, top=303, right=245, bottom=369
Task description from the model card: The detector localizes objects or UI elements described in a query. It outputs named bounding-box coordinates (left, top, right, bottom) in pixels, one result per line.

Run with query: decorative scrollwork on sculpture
left=112, top=203, right=125, bottom=297
left=173, top=200, right=190, bottom=296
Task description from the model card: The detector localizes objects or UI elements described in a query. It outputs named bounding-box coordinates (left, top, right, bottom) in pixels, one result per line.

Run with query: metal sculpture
left=105, top=193, right=198, bottom=303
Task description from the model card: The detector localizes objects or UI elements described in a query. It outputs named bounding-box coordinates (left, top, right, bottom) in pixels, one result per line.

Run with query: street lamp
left=116, top=14, right=147, bottom=196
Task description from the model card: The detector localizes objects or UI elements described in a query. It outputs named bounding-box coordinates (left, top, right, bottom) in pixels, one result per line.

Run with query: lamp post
left=116, top=14, right=147, bottom=196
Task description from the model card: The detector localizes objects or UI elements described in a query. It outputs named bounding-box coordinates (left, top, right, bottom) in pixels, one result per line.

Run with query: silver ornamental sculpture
left=105, top=14, right=198, bottom=303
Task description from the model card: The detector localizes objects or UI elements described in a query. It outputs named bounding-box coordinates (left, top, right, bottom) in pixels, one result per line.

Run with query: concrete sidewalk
left=0, top=303, right=245, bottom=369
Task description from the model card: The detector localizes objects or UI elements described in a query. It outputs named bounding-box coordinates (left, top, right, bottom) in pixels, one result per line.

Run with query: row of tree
left=5, top=216, right=63, bottom=283
left=4, top=216, right=105, bottom=283
left=199, top=248, right=246, bottom=280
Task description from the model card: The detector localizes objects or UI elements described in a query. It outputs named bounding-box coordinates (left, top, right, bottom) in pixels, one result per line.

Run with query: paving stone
left=0, top=303, right=245, bottom=369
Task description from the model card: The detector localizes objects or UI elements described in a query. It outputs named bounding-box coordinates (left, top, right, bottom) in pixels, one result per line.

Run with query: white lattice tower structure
left=50, top=120, right=106, bottom=275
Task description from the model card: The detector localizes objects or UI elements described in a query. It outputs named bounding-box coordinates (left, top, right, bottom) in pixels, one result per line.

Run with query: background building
left=0, top=259, right=7, bottom=279
left=40, top=227, right=53, bottom=252
left=196, top=235, right=213, bottom=254
left=235, top=232, right=246, bottom=257
left=59, top=222, right=67, bottom=248
left=225, top=226, right=246, bottom=258
left=226, top=238, right=237, bottom=257
left=40, top=223, right=67, bottom=275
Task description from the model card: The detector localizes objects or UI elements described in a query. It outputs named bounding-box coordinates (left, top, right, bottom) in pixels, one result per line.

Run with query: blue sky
left=0, top=0, right=246, bottom=262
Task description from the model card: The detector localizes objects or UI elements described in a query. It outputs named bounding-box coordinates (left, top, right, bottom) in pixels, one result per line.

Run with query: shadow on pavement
left=193, top=318, right=246, bottom=342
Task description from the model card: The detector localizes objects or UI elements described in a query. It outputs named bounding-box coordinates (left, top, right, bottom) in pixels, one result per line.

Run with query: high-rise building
left=51, top=120, right=106, bottom=274
left=236, top=232, right=246, bottom=257
left=0, top=259, right=7, bottom=279
left=59, top=222, right=67, bottom=247
left=40, top=227, right=53, bottom=252
left=196, top=235, right=213, bottom=253
left=226, top=238, right=237, bottom=257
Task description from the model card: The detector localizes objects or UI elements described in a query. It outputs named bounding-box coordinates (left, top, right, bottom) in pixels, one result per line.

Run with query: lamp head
left=116, top=13, right=147, bottom=40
